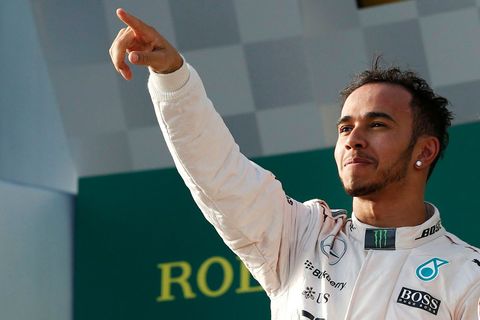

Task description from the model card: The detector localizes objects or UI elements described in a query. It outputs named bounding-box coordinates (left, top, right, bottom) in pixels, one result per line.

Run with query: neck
left=353, top=183, right=426, bottom=228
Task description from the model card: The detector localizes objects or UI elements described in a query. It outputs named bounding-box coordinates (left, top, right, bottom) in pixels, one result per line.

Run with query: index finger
left=116, top=8, right=151, bottom=34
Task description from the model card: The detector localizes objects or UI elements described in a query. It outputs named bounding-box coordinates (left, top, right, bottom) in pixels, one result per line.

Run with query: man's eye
left=339, top=126, right=352, bottom=133
left=370, top=122, right=385, bottom=128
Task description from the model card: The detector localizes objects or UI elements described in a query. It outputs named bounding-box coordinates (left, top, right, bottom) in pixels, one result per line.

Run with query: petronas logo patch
left=416, top=258, right=448, bottom=282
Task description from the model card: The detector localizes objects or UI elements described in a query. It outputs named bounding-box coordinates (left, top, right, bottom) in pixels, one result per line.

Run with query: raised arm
left=108, top=9, right=327, bottom=297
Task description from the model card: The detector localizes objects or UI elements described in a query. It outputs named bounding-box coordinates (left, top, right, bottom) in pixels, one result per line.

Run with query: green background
left=75, top=121, right=479, bottom=319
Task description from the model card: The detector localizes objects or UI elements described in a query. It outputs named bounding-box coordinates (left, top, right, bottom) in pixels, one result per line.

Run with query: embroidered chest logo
left=365, top=228, right=396, bottom=250
left=416, top=258, right=448, bottom=282
left=320, top=235, right=347, bottom=265
left=301, top=286, right=330, bottom=304
left=397, top=287, right=441, bottom=315
left=302, top=287, right=316, bottom=300
left=304, top=260, right=347, bottom=290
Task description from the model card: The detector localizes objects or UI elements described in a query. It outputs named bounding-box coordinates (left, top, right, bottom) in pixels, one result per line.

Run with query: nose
left=344, top=127, right=367, bottom=150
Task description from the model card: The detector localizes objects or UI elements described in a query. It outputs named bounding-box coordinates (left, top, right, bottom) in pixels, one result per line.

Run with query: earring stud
left=415, top=160, right=422, bottom=168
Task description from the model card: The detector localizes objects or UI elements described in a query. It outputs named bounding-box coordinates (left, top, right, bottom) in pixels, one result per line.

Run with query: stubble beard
left=342, top=144, right=415, bottom=197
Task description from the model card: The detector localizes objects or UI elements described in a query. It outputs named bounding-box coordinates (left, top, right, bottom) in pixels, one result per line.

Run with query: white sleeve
left=147, top=61, right=325, bottom=296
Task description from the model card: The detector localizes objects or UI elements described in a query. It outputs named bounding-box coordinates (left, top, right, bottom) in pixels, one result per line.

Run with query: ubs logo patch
left=397, top=287, right=441, bottom=315
left=301, top=287, right=330, bottom=304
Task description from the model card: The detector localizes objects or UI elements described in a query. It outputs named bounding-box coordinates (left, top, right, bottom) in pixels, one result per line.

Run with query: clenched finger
left=109, top=27, right=126, bottom=55
left=110, top=28, right=136, bottom=79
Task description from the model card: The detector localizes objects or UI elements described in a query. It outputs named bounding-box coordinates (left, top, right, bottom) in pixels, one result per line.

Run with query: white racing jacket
left=148, top=61, right=480, bottom=319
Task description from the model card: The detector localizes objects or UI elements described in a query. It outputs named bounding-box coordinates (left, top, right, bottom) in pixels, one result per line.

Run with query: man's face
left=334, top=83, right=416, bottom=197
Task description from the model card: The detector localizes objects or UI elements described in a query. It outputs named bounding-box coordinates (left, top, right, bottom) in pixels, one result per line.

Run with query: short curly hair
left=340, top=58, right=454, bottom=179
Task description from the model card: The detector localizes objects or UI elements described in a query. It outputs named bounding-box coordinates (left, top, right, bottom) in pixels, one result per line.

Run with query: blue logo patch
left=416, top=258, right=448, bottom=282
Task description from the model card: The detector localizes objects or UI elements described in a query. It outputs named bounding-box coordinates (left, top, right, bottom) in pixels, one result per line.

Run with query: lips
left=344, top=154, right=376, bottom=167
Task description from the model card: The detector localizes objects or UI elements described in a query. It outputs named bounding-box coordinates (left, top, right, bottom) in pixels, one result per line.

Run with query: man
left=109, top=8, right=480, bottom=319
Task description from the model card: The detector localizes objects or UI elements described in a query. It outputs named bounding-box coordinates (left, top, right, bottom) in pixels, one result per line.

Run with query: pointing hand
left=109, top=8, right=183, bottom=80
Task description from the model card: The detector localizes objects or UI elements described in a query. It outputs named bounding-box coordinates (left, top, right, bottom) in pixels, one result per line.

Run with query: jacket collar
left=348, top=203, right=445, bottom=250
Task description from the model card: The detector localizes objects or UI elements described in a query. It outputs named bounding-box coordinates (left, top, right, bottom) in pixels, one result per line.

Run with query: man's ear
left=415, top=135, right=440, bottom=167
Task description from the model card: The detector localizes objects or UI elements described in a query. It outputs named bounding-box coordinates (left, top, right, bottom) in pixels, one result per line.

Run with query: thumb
left=128, top=50, right=161, bottom=67
left=129, top=50, right=183, bottom=74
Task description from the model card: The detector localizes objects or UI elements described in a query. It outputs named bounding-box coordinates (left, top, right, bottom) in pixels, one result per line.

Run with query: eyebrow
left=336, top=111, right=397, bottom=127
